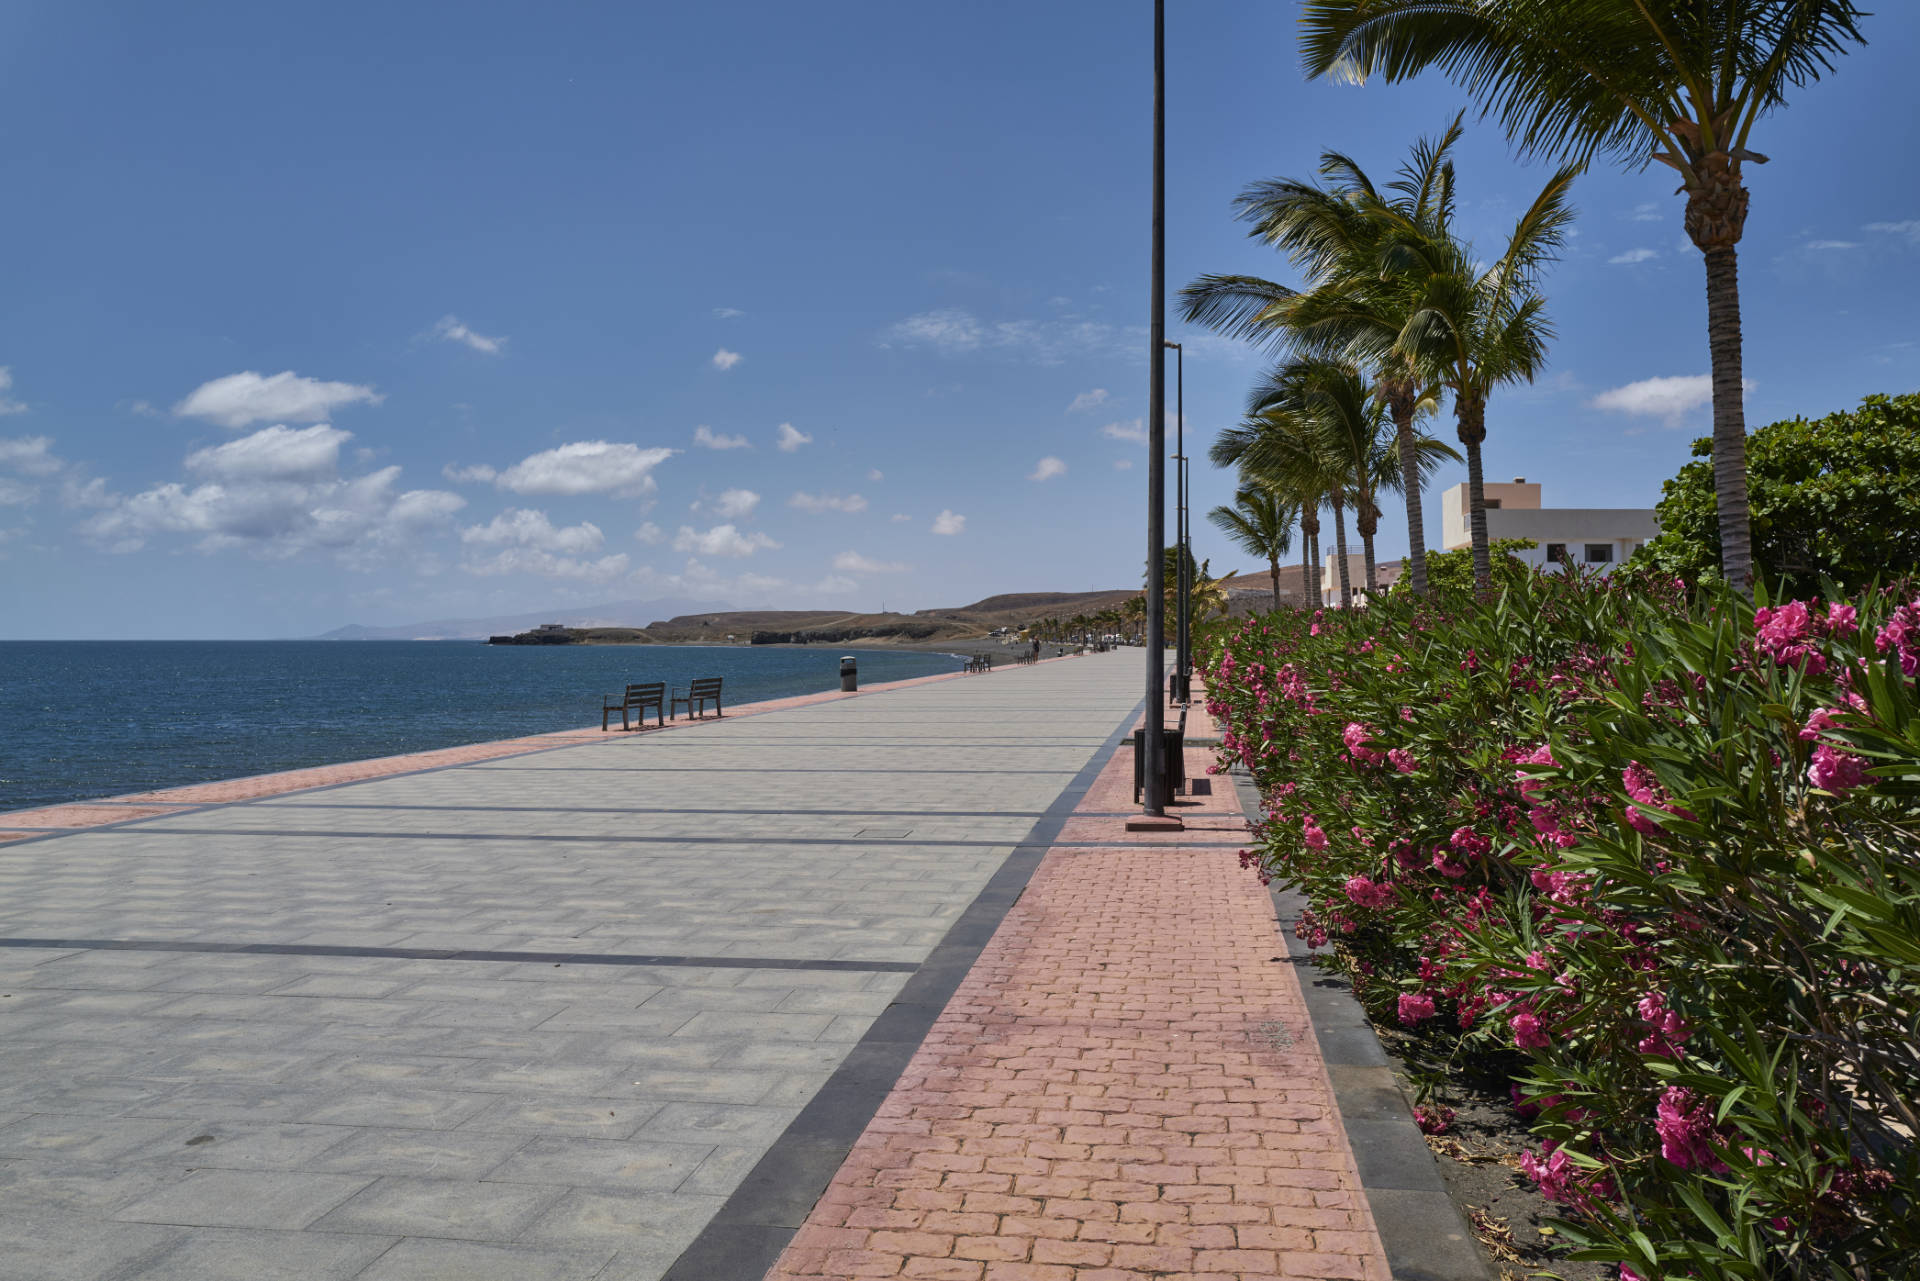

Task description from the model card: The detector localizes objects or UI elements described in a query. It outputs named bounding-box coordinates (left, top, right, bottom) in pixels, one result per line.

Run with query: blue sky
left=2, top=1, right=1916, bottom=638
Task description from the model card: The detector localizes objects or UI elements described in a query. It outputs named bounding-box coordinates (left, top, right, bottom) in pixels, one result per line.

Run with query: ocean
left=0, top=641, right=968, bottom=813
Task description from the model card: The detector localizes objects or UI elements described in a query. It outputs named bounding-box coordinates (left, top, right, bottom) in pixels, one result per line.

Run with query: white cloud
left=671, top=523, right=781, bottom=558
left=1628, top=203, right=1663, bottom=222
left=882, top=308, right=984, bottom=354
left=1806, top=240, right=1860, bottom=251
left=432, top=315, right=506, bottom=355
left=890, top=512, right=912, bottom=522
left=867, top=468, right=884, bottom=482
left=0, top=435, right=63, bottom=477
left=1591, top=374, right=1755, bottom=426
left=931, top=509, right=965, bottom=536
left=712, top=348, right=743, bottom=371
left=711, top=487, right=760, bottom=519
left=1068, top=388, right=1109, bottom=413
left=693, top=424, right=751, bottom=450
left=1609, top=248, right=1659, bottom=265
left=713, top=307, right=745, bottom=319
left=173, top=370, right=383, bottom=429
left=1101, top=418, right=1147, bottom=443
left=635, top=521, right=664, bottom=545
left=463, top=547, right=630, bottom=582
left=494, top=441, right=675, bottom=498
left=461, top=508, right=605, bottom=555
left=0, top=368, right=28, bottom=415
left=1865, top=220, right=1920, bottom=243
left=1114, top=458, right=1134, bottom=470
left=1029, top=456, right=1068, bottom=481
left=0, top=478, right=33, bottom=506
left=789, top=491, right=867, bottom=514
left=81, top=458, right=464, bottom=559
left=812, top=573, right=858, bottom=595
left=442, top=462, right=498, bottom=484
left=833, top=550, right=909, bottom=573
left=126, top=399, right=161, bottom=417
left=775, top=422, right=812, bottom=452
left=186, top=425, right=351, bottom=483
left=880, top=308, right=1142, bottom=366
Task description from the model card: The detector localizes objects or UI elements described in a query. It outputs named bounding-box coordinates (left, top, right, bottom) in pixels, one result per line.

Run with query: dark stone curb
left=1226, top=766, right=1494, bottom=1281
left=660, top=697, right=1148, bottom=1281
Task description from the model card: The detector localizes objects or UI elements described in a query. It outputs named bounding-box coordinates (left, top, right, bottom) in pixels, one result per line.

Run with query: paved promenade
left=0, top=653, right=1400, bottom=1281
left=0, top=657, right=1139, bottom=1280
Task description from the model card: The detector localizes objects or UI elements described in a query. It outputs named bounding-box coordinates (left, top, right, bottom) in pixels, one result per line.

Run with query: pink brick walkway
left=765, top=701, right=1391, bottom=1281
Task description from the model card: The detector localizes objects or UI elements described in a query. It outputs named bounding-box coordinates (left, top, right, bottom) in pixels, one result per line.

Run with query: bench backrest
left=625, top=682, right=665, bottom=704
left=688, top=677, right=723, bottom=697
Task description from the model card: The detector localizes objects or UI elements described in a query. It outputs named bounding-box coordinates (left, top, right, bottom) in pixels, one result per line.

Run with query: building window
left=1585, top=543, right=1613, bottom=564
left=1545, top=543, right=1567, bottom=564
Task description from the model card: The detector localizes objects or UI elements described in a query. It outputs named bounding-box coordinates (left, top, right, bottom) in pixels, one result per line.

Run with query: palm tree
left=1181, top=125, right=1464, bottom=596
left=1367, top=165, right=1576, bottom=589
left=1209, top=483, right=1296, bottom=611
left=1301, top=2, right=1868, bottom=591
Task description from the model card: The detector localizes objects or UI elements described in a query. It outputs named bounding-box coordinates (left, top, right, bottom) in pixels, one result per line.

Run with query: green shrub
left=1205, top=575, right=1920, bottom=1279
left=1632, top=392, right=1920, bottom=593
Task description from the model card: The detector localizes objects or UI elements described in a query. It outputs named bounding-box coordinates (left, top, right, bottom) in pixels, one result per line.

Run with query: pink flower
left=1808, top=744, right=1868, bottom=794
left=1432, top=852, right=1469, bottom=879
left=1449, top=827, right=1490, bottom=858
left=1413, top=1103, right=1454, bottom=1134
left=1826, top=602, right=1858, bottom=636
left=1655, top=1086, right=1726, bottom=1172
left=1636, top=991, right=1691, bottom=1058
left=1875, top=601, right=1920, bottom=676
left=1509, top=1009, right=1551, bottom=1050
left=1343, top=875, right=1395, bottom=909
left=1302, top=823, right=1329, bottom=849
left=1755, top=599, right=1830, bottom=675
left=1799, top=707, right=1843, bottom=741
left=1397, top=992, right=1436, bottom=1025
left=1387, top=748, right=1418, bottom=774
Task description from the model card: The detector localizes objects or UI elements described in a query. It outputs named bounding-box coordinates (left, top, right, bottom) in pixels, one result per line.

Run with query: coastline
left=0, top=653, right=1077, bottom=844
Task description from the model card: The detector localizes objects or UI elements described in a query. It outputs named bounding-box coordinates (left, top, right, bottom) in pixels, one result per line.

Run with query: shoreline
left=0, top=653, right=1078, bottom=842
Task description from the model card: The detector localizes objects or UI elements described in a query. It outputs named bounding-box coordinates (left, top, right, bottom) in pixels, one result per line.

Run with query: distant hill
left=916, top=590, right=1140, bottom=627
left=315, top=596, right=727, bottom=641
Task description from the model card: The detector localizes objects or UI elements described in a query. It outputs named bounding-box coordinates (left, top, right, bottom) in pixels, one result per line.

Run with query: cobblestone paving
left=0, top=656, right=1140, bottom=1280
left=765, top=699, right=1393, bottom=1281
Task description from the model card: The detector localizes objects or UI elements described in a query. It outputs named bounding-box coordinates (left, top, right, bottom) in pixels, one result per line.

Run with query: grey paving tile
left=484, top=1136, right=715, bottom=1191
left=113, top=1169, right=371, bottom=1228
left=352, top=1237, right=613, bottom=1281
left=127, top=1227, right=395, bottom=1280
left=309, top=1174, right=564, bottom=1240
left=307, top=1128, right=532, bottom=1179
left=0, top=1207, right=180, bottom=1280
left=633, top=1102, right=795, bottom=1147
left=517, top=1188, right=723, bottom=1257
left=461, top=1095, right=661, bottom=1137
left=0, top=1158, right=180, bottom=1213
left=120, top=1122, right=357, bottom=1171
left=297, top=1088, right=499, bottom=1131
left=0, top=1115, right=188, bottom=1162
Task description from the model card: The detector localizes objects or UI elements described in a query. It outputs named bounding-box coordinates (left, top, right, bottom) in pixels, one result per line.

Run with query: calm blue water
left=0, top=642, right=965, bottom=812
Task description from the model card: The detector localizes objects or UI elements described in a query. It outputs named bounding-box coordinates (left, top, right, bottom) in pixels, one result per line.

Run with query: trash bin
left=1168, top=671, right=1189, bottom=703
left=1132, top=726, right=1186, bottom=803
left=840, top=655, right=857, bottom=692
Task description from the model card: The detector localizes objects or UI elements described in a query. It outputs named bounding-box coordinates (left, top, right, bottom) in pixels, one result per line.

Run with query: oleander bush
left=1202, top=571, right=1920, bottom=1280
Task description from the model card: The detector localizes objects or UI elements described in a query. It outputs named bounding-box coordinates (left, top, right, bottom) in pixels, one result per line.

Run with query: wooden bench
left=671, top=676, right=723, bottom=720
left=965, top=654, right=993, bottom=674
left=603, top=681, right=665, bottom=731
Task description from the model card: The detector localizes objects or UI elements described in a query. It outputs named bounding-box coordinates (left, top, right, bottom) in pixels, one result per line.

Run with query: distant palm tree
left=1181, top=126, right=1462, bottom=597
left=1369, top=163, right=1577, bottom=589
left=1300, top=1, right=1868, bottom=591
left=1209, top=483, right=1296, bottom=612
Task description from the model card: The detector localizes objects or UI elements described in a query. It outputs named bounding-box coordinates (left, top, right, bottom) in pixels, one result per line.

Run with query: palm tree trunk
left=1388, top=382, right=1429, bottom=597
left=1300, top=513, right=1317, bottom=609
left=1703, top=244, right=1752, bottom=594
left=1331, top=496, right=1352, bottom=610
left=1357, top=493, right=1378, bottom=596
left=1269, top=557, right=1280, bottom=613
left=1458, top=395, right=1491, bottom=591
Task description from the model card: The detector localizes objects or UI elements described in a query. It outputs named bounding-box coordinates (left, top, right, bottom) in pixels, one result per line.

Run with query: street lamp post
left=1165, top=340, right=1187, bottom=704
left=1141, top=0, right=1168, bottom=816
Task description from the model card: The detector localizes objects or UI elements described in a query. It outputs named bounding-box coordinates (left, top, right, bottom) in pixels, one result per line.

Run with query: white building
left=1440, top=478, right=1658, bottom=573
